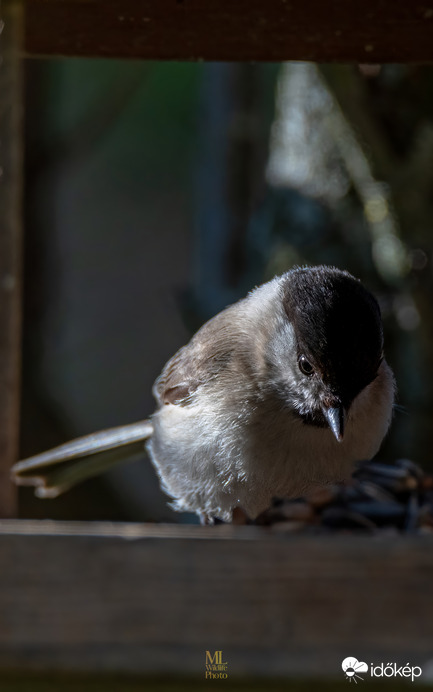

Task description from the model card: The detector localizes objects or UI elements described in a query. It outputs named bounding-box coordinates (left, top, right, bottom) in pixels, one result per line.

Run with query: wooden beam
left=0, top=671, right=351, bottom=692
left=0, top=1, right=23, bottom=517
left=24, top=0, right=433, bottom=62
left=0, top=521, right=432, bottom=677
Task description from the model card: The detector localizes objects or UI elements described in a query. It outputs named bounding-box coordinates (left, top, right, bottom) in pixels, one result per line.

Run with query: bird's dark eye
left=298, top=356, right=314, bottom=376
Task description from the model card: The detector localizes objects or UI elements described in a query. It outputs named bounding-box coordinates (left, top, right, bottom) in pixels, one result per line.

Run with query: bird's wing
left=152, top=310, right=238, bottom=407
left=11, top=420, right=153, bottom=497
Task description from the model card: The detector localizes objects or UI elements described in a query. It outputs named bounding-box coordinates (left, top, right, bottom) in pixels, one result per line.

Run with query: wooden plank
left=0, top=672, right=386, bottom=691
left=0, top=1, right=23, bottom=517
left=0, top=518, right=263, bottom=539
left=24, top=0, right=433, bottom=62
left=0, top=521, right=431, bottom=677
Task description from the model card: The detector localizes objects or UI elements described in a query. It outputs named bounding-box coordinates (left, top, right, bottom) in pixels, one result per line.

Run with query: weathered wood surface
left=0, top=520, right=431, bottom=677
left=24, top=0, right=433, bottom=62
left=0, top=672, right=395, bottom=691
left=0, top=1, right=22, bottom=517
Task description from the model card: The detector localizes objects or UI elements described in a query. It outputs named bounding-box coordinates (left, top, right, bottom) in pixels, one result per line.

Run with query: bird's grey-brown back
left=152, top=276, right=282, bottom=406
left=147, top=267, right=395, bottom=521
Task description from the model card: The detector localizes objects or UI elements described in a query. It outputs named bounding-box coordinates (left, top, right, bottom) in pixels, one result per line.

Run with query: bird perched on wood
left=12, top=266, right=395, bottom=523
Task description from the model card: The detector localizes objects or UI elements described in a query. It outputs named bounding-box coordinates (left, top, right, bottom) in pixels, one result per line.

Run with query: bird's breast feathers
left=147, top=359, right=394, bottom=521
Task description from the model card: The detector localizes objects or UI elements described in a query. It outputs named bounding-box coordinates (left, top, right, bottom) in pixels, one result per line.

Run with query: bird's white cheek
left=346, top=359, right=395, bottom=459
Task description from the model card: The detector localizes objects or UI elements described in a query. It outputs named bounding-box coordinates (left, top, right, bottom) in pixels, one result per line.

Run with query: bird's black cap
left=282, top=266, right=384, bottom=408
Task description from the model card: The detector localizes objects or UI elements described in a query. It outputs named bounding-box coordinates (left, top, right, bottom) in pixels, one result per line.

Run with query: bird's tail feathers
left=12, top=420, right=153, bottom=498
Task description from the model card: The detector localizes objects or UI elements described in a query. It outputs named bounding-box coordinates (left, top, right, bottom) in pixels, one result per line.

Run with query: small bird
left=12, top=266, right=395, bottom=523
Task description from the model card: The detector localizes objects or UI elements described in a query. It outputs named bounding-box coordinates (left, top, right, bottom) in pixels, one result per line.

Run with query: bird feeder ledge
left=0, top=520, right=431, bottom=681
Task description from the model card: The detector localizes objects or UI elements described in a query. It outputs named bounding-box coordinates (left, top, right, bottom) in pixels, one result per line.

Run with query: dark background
left=20, top=60, right=433, bottom=521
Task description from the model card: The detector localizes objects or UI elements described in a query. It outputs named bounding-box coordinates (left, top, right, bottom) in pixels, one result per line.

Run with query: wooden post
left=0, top=0, right=23, bottom=516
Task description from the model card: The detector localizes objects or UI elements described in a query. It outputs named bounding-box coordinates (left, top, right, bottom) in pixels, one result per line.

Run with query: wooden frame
left=23, top=0, right=433, bottom=63
left=0, top=521, right=432, bottom=678
left=1, top=0, right=433, bottom=683
left=0, top=0, right=22, bottom=518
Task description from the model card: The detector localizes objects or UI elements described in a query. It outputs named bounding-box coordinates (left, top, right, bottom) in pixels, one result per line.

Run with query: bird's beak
left=322, top=405, right=345, bottom=442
